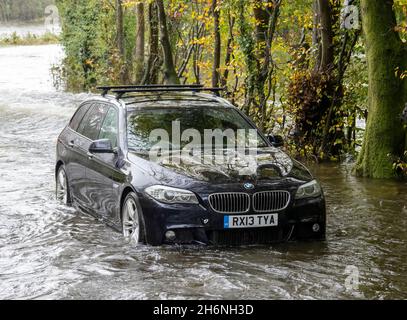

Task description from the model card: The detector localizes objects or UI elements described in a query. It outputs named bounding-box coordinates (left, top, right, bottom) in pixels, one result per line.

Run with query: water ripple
left=0, top=44, right=407, bottom=300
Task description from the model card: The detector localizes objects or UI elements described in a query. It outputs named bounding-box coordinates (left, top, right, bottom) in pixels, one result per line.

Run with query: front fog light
left=312, top=223, right=320, bottom=232
left=165, top=230, right=176, bottom=241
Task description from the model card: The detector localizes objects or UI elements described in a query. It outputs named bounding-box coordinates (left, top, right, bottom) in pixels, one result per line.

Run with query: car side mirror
left=267, top=135, right=284, bottom=148
left=89, top=139, right=115, bottom=154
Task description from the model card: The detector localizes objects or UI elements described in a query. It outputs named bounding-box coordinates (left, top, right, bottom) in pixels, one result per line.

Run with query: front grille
left=208, top=227, right=285, bottom=246
left=208, top=193, right=250, bottom=214
left=208, top=191, right=291, bottom=214
left=253, top=191, right=290, bottom=212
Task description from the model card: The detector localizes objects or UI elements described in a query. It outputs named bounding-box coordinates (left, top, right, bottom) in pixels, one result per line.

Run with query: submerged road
left=0, top=42, right=406, bottom=299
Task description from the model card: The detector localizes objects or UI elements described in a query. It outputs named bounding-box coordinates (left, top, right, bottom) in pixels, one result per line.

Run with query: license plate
left=224, top=214, right=278, bottom=229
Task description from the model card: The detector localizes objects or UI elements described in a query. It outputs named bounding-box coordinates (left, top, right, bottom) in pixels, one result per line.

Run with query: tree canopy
left=53, top=0, right=407, bottom=179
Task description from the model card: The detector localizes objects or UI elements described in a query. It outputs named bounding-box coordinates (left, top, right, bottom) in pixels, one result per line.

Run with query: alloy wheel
left=122, top=197, right=140, bottom=243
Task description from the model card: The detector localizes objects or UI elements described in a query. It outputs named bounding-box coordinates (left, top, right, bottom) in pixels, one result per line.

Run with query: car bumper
left=138, top=194, right=326, bottom=246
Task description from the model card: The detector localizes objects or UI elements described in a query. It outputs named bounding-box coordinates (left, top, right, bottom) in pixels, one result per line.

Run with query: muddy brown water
left=0, top=42, right=406, bottom=300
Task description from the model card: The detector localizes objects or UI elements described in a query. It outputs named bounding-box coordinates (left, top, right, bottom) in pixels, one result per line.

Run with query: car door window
left=77, top=103, right=109, bottom=141
left=69, top=103, right=92, bottom=131
left=99, top=107, right=118, bottom=148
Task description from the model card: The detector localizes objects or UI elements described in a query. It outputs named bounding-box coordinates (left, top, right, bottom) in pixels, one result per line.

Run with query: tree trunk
left=116, top=0, right=125, bottom=57
left=211, top=0, right=221, bottom=88
left=155, top=0, right=180, bottom=84
left=312, top=0, right=320, bottom=46
left=0, top=0, right=8, bottom=23
left=134, top=2, right=145, bottom=84
left=116, top=0, right=127, bottom=83
left=253, top=1, right=269, bottom=129
left=312, top=0, right=321, bottom=67
left=318, top=0, right=334, bottom=71
left=193, top=43, right=202, bottom=84
left=355, top=0, right=407, bottom=178
left=142, top=2, right=160, bottom=84
left=221, top=14, right=235, bottom=88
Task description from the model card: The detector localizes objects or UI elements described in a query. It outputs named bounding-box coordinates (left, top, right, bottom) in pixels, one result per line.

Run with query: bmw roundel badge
left=243, top=183, right=255, bottom=190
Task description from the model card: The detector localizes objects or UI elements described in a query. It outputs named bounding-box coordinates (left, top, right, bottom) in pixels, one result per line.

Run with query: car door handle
left=87, top=152, right=94, bottom=160
left=68, top=140, right=75, bottom=148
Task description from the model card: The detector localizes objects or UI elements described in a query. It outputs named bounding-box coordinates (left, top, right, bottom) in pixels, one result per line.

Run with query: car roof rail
left=96, top=84, right=225, bottom=99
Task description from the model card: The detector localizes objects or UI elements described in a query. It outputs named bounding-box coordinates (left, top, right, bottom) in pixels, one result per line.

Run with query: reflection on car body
left=55, top=85, right=326, bottom=246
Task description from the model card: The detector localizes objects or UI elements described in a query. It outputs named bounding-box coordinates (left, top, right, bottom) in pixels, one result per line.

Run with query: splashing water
left=0, top=37, right=406, bottom=300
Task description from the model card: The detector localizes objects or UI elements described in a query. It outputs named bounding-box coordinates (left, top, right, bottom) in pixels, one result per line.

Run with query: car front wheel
left=122, top=193, right=146, bottom=244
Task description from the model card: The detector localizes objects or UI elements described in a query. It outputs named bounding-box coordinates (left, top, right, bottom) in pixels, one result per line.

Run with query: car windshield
left=127, top=107, right=268, bottom=152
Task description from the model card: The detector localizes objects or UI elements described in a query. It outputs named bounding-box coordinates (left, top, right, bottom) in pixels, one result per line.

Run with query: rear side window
left=69, top=103, right=92, bottom=131
left=77, top=103, right=110, bottom=141
left=99, top=107, right=118, bottom=148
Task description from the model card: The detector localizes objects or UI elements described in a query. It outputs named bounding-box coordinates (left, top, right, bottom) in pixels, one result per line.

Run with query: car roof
left=92, top=91, right=236, bottom=110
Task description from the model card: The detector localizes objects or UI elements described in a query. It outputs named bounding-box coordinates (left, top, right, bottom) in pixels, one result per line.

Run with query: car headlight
left=295, top=180, right=322, bottom=199
left=144, top=185, right=199, bottom=204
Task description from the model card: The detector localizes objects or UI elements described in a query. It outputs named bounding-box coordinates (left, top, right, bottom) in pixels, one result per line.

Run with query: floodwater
left=0, top=22, right=60, bottom=39
left=1, top=41, right=407, bottom=300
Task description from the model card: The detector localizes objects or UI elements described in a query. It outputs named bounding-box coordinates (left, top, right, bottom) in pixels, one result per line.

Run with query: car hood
left=129, top=147, right=313, bottom=185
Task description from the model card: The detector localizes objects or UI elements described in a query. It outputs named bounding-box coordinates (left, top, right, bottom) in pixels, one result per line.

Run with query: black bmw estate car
left=56, top=85, right=326, bottom=246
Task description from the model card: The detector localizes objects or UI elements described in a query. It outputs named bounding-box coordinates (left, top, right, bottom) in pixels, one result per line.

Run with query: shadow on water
left=0, top=38, right=406, bottom=300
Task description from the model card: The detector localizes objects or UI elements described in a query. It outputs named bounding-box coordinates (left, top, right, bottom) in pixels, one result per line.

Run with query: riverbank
left=0, top=32, right=59, bottom=46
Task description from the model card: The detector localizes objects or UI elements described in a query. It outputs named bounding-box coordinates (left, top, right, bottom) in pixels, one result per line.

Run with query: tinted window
left=69, top=103, right=91, bottom=131
left=99, top=107, right=118, bottom=148
left=127, top=107, right=268, bottom=151
left=77, top=103, right=109, bottom=140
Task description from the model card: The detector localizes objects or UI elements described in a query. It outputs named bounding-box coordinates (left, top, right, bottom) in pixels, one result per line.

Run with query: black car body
left=56, top=87, right=326, bottom=246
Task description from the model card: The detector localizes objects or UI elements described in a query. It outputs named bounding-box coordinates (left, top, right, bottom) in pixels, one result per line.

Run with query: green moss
left=355, top=0, right=407, bottom=179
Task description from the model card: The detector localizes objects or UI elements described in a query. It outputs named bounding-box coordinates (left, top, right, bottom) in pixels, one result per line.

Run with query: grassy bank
left=0, top=32, right=60, bottom=46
